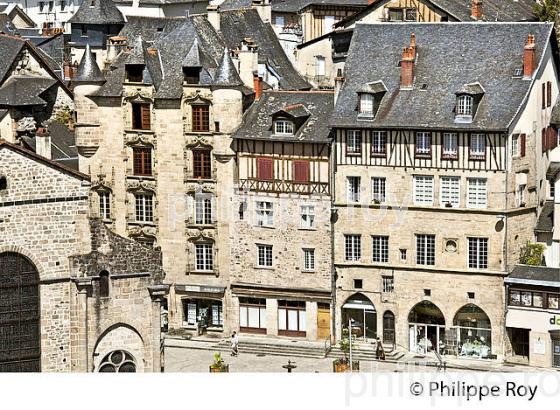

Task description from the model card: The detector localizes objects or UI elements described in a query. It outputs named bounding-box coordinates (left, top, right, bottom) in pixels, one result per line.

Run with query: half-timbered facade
left=230, top=90, right=333, bottom=341
left=331, top=22, right=559, bottom=360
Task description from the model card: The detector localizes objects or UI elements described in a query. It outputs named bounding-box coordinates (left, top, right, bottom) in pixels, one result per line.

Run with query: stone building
left=230, top=89, right=333, bottom=341
left=330, top=22, right=558, bottom=360
left=0, top=140, right=167, bottom=372
left=72, top=10, right=308, bottom=337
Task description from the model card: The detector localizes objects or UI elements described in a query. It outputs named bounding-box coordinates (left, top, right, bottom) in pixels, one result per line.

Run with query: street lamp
left=349, top=318, right=354, bottom=372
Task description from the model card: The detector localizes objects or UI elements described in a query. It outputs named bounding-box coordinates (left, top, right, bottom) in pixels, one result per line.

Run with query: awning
left=342, top=302, right=375, bottom=311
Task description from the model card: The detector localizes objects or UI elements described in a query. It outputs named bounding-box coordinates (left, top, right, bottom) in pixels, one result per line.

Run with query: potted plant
left=333, top=329, right=360, bottom=372
left=209, top=352, right=229, bottom=373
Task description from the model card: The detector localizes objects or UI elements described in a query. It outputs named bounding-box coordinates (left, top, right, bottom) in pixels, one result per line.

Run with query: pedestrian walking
left=376, top=337, right=385, bottom=360
left=231, top=331, right=239, bottom=357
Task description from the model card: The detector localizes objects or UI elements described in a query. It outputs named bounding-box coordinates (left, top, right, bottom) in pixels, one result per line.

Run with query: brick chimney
left=334, top=68, right=344, bottom=104
left=253, top=73, right=262, bottom=101
left=410, top=33, right=416, bottom=54
left=400, top=46, right=415, bottom=90
left=471, top=0, right=482, bottom=20
left=523, top=34, right=536, bottom=79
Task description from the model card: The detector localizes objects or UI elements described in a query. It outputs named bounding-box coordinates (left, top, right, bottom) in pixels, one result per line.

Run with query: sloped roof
left=0, top=76, right=57, bottom=106
left=271, top=0, right=368, bottom=13
left=74, top=44, right=105, bottom=83
left=430, top=0, right=536, bottom=22
left=535, top=200, right=554, bottom=233
left=214, top=47, right=244, bottom=86
left=506, top=265, right=560, bottom=286
left=219, top=8, right=309, bottom=90
left=68, top=0, right=126, bottom=25
left=332, top=22, right=555, bottom=131
left=234, top=91, right=333, bottom=142
left=21, top=121, right=79, bottom=170
left=0, top=34, right=25, bottom=83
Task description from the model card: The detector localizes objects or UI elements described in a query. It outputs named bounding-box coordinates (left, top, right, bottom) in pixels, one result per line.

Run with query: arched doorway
left=383, top=311, right=395, bottom=344
left=341, top=293, right=376, bottom=340
left=453, top=304, right=492, bottom=358
left=0, top=252, right=41, bottom=372
left=408, top=301, right=445, bottom=355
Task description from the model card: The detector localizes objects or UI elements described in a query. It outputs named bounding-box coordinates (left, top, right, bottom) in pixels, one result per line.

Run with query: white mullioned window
left=274, top=119, right=294, bottom=135
left=511, top=134, right=520, bottom=157
left=195, top=195, right=213, bottom=224
left=135, top=193, right=154, bottom=222
left=470, top=134, right=486, bottom=158
left=256, top=201, right=274, bottom=226
left=257, top=244, right=273, bottom=267
left=371, top=177, right=386, bottom=202
left=300, top=205, right=315, bottom=229
left=416, top=234, right=435, bottom=265
left=468, top=237, right=488, bottom=269
left=372, top=236, right=389, bottom=263
left=457, top=95, right=473, bottom=116
left=346, top=130, right=362, bottom=154
left=413, top=175, right=434, bottom=205
left=371, top=131, right=387, bottom=155
left=359, top=93, right=374, bottom=115
left=195, top=243, right=213, bottom=271
left=442, top=133, right=458, bottom=157
left=344, top=235, right=361, bottom=261
left=467, top=178, right=487, bottom=209
left=382, top=276, right=394, bottom=293
left=303, top=248, right=315, bottom=271
left=416, top=132, right=431, bottom=155
left=347, top=176, right=360, bottom=202
left=440, top=176, right=460, bottom=208
left=99, top=192, right=111, bottom=220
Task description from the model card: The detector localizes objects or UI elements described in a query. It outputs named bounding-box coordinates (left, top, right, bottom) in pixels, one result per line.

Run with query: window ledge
left=128, top=175, right=156, bottom=180
left=346, top=152, right=362, bottom=157
left=254, top=224, right=275, bottom=229
left=298, top=227, right=317, bottom=231
left=254, top=265, right=275, bottom=270
left=370, top=152, right=387, bottom=158
left=301, top=269, right=316, bottom=273
left=125, top=128, right=154, bottom=134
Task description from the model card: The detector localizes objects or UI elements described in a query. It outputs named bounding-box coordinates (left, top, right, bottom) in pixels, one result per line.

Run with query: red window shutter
left=292, top=160, right=309, bottom=183
left=257, top=158, right=273, bottom=180
left=542, top=83, right=546, bottom=109
left=140, top=104, right=151, bottom=130
left=547, top=82, right=552, bottom=107
left=520, top=133, right=526, bottom=157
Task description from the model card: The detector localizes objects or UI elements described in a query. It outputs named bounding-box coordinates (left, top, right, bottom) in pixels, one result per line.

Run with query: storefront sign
left=175, top=284, right=225, bottom=294
left=533, top=339, right=545, bottom=355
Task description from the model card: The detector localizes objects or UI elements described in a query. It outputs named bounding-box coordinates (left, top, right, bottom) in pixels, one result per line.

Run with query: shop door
left=317, top=304, right=330, bottom=340
left=383, top=311, right=395, bottom=344
left=553, top=339, right=560, bottom=368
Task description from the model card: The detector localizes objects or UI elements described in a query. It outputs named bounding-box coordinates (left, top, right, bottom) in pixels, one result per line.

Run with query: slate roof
left=551, top=98, right=560, bottom=125
left=332, top=22, right=555, bottom=131
left=74, top=44, right=106, bottom=83
left=234, top=91, right=334, bottom=142
left=68, top=0, right=126, bottom=25
left=219, top=8, right=309, bottom=90
left=430, top=0, right=536, bottom=22
left=535, top=200, right=554, bottom=233
left=506, top=265, right=560, bottom=286
left=0, top=34, right=25, bottom=83
left=271, top=0, right=368, bottom=13
left=112, top=0, right=206, bottom=3
left=0, top=76, right=57, bottom=106
left=219, top=0, right=253, bottom=10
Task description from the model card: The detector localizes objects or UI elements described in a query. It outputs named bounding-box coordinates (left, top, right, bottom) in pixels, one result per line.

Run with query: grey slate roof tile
left=507, top=265, right=560, bottom=285
left=0, top=34, right=25, bottom=83
left=271, top=0, right=368, bottom=13
left=74, top=44, right=106, bottom=83
left=331, top=22, right=555, bottom=131
left=0, top=76, right=57, bottom=106
left=535, top=200, right=554, bottom=232
left=68, top=0, right=126, bottom=25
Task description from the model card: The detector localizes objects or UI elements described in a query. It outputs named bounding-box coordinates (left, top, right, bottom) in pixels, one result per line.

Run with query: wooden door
left=383, top=311, right=395, bottom=344
left=317, top=304, right=331, bottom=340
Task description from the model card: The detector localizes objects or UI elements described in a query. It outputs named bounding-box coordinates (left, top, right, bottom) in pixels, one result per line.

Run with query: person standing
left=376, top=337, right=385, bottom=360
left=231, top=331, right=239, bottom=357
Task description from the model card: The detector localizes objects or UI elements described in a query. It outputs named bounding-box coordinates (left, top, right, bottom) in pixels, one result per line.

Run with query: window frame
left=456, top=95, right=473, bottom=118
left=467, top=178, right=487, bottom=209
left=134, top=193, right=154, bottom=223
left=382, top=276, right=394, bottom=293
left=192, top=149, right=212, bottom=179
left=192, top=104, right=210, bottom=132
left=371, top=177, right=386, bottom=203
left=195, top=195, right=213, bottom=225
left=416, top=234, right=435, bottom=266
left=371, top=131, right=387, bottom=157
left=133, top=147, right=153, bottom=176
left=415, top=131, right=432, bottom=157
left=346, top=130, right=362, bottom=155
left=469, top=133, right=486, bottom=160
left=303, top=248, right=315, bottom=271
left=468, top=237, right=488, bottom=269
left=347, top=176, right=361, bottom=203
left=344, top=234, right=361, bottom=261
left=257, top=244, right=273, bottom=267
left=300, top=205, right=315, bottom=229
left=256, top=201, right=274, bottom=227
left=131, top=102, right=151, bottom=131
left=274, top=119, right=295, bottom=135
left=440, top=176, right=460, bottom=208
left=359, top=93, right=374, bottom=116
left=372, top=235, right=389, bottom=263
left=99, top=192, right=111, bottom=220
left=413, top=175, right=434, bottom=206
left=195, top=243, right=214, bottom=272
left=442, top=132, right=458, bottom=160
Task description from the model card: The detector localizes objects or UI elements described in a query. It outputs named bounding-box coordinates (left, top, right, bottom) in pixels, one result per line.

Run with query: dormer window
left=457, top=95, right=473, bottom=117
left=454, top=83, right=484, bottom=123
left=359, top=93, right=374, bottom=116
left=274, top=119, right=294, bottom=135
left=125, top=64, right=144, bottom=83
left=183, top=67, right=201, bottom=85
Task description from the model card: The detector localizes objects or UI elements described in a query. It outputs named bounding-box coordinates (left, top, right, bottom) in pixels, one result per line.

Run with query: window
left=516, top=184, right=526, bottom=207
left=542, top=83, right=546, bottom=109
left=292, top=160, right=309, bottom=183
left=442, top=133, right=458, bottom=159
left=257, top=157, right=273, bottom=180
left=274, top=119, right=294, bottom=135
left=359, top=93, right=374, bottom=115
left=195, top=243, right=213, bottom=271
left=372, top=236, right=389, bottom=263
left=467, top=178, right=487, bottom=209
left=193, top=149, right=212, bottom=179
left=278, top=300, right=306, bottom=337
left=424, top=289, right=431, bottom=297
left=135, top=193, right=154, bottom=222
left=239, top=298, right=267, bottom=334
left=382, top=276, right=394, bottom=293
left=353, top=279, right=363, bottom=289
left=509, top=290, right=560, bottom=310
left=192, top=105, right=210, bottom=132
left=183, top=299, right=222, bottom=328
left=547, top=81, right=552, bottom=107
left=468, top=292, right=475, bottom=300
left=256, top=201, right=273, bottom=226
left=346, top=130, right=362, bottom=155
left=315, top=56, right=326, bottom=77
left=415, top=132, right=431, bottom=156
left=274, top=16, right=285, bottom=28
left=347, top=176, right=360, bottom=202
left=99, top=271, right=109, bottom=298
left=440, top=176, right=460, bottom=208
left=133, top=147, right=152, bottom=176
left=371, top=131, right=387, bottom=156
left=60, top=1, right=67, bottom=11
left=511, top=134, right=520, bottom=157
left=98, top=350, right=136, bottom=373
left=300, top=205, right=315, bottom=229
left=388, top=8, right=403, bottom=21
left=303, top=249, right=315, bottom=271
left=399, top=249, right=407, bottom=262
left=195, top=196, right=213, bottom=224
left=371, top=177, right=386, bottom=203
left=0, top=176, right=6, bottom=190
left=344, top=235, right=361, bottom=261
left=125, top=64, right=144, bottom=83
left=469, top=134, right=486, bottom=159
left=456, top=95, right=473, bottom=117
left=80, top=24, right=87, bottom=36
left=99, top=192, right=111, bottom=220
left=416, top=234, right=435, bottom=265
left=323, top=15, right=335, bottom=33
left=405, top=8, right=417, bottom=21
left=132, top=103, right=150, bottom=130
left=468, top=237, right=488, bottom=269
left=257, top=244, right=273, bottom=267
left=413, top=175, right=434, bottom=206
left=183, top=67, right=201, bottom=84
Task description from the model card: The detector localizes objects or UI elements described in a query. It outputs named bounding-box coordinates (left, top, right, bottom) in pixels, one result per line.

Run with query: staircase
left=327, top=343, right=405, bottom=361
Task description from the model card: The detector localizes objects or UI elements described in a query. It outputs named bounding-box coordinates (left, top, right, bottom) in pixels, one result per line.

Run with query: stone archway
left=93, top=324, right=145, bottom=372
left=408, top=301, right=445, bottom=355
left=0, top=252, right=41, bottom=372
left=453, top=304, right=492, bottom=358
left=341, top=293, right=377, bottom=340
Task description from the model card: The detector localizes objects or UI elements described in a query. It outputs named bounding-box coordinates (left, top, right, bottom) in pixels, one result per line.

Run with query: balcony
left=239, top=179, right=329, bottom=195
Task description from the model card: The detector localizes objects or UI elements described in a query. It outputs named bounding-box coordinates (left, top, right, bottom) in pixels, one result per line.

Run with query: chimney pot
left=253, top=73, right=262, bottom=101
left=400, top=46, right=415, bottom=89
left=523, top=34, right=536, bottom=79
left=471, top=0, right=482, bottom=20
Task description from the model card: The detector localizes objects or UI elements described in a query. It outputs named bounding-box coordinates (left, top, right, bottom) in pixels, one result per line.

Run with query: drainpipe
left=330, top=134, right=337, bottom=345
left=503, top=130, right=510, bottom=361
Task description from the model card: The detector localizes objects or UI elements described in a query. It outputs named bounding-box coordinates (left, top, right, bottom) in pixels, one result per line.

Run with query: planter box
left=209, top=364, right=229, bottom=373
left=333, top=361, right=360, bottom=373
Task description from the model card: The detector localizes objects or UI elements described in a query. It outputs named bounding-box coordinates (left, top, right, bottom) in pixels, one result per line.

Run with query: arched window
left=98, top=350, right=136, bottom=372
left=453, top=304, right=492, bottom=358
left=456, top=95, right=473, bottom=116
left=99, top=270, right=109, bottom=298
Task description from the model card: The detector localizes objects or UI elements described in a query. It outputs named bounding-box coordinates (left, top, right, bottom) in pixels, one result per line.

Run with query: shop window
left=342, top=293, right=377, bottom=340
left=408, top=301, right=445, bottom=355
left=182, top=299, right=223, bottom=328
left=239, top=297, right=267, bottom=334
left=192, top=105, right=210, bottom=132
left=131, top=103, right=150, bottom=130
left=278, top=300, right=306, bottom=337
left=509, top=328, right=529, bottom=357
left=453, top=304, right=492, bottom=359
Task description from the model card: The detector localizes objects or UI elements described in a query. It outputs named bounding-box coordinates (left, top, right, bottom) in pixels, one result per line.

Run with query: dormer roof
left=455, top=82, right=485, bottom=96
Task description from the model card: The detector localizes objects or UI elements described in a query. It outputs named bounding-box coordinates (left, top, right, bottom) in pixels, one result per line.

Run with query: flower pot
left=209, top=364, right=229, bottom=373
left=333, top=361, right=359, bottom=373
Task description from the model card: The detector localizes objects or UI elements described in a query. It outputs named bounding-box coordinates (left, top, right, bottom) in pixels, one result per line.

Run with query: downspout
left=330, top=132, right=337, bottom=345
left=503, top=130, right=510, bottom=361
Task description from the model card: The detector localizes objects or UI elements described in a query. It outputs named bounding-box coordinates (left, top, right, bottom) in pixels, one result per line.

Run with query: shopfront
left=453, top=304, right=492, bottom=359
left=175, top=284, right=225, bottom=331
left=342, top=293, right=377, bottom=340
left=408, top=301, right=445, bottom=355
left=278, top=300, right=307, bottom=337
